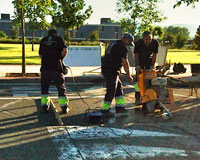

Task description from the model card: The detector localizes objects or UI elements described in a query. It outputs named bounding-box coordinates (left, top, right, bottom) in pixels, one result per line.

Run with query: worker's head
left=48, top=29, right=57, bottom=36
left=143, top=31, right=152, bottom=46
left=122, top=33, right=134, bottom=46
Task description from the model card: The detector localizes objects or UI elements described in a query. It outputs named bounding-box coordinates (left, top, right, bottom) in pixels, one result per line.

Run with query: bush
left=10, top=28, right=18, bottom=39
left=0, top=38, right=101, bottom=46
left=89, top=30, right=98, bottom=41
left=0, top=30, right=7, bottom=38
left=67, top=41, right=100, bottom=46
left=0, top=38, right=30, bottom=44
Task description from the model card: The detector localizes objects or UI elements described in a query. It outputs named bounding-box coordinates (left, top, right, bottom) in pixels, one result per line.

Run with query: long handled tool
left=50, top=99, right=64, bottom=126
left=157, top=100, right=172, bottom=120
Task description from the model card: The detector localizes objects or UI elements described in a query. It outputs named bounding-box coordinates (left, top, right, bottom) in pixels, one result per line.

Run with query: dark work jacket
left=39, top=34, right=67, bottom=72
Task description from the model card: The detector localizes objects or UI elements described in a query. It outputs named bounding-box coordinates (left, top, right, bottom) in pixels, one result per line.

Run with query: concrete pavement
left=1, top=80, right=200, bottom=159
left=1, top=64, right=200, bottom=160
left=0, top=64, right=192, bottom=77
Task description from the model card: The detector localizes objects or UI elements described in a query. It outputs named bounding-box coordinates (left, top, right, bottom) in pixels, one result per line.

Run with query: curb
left=0, top=74, right=133, bottom=83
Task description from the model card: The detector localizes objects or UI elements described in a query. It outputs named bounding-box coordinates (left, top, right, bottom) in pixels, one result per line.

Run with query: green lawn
left=166, top=49, right=200, bottom=64
left=0, top=43, right=40, bottom=64
left=0, top=43, right=200, bottom=64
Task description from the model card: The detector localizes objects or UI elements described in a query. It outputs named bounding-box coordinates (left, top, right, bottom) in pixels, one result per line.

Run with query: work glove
left=136, top=66, right=141, bottom=74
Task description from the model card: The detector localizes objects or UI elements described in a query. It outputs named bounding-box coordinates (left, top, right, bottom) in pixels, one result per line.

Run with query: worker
left=101, top=33, right=134, bottom=116
left=134, top=31, right=159, bottom=105
left=39, top=29, right=69, bottom=114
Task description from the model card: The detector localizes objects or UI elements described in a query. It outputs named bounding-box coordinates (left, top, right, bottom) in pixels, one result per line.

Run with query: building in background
left=0, top=13, right=46, bottom=39
left=0, top=13, right=12, bottom=36
left=0, top=14, right=122, bottom=41
left=70, top=18, right=123, bottom=42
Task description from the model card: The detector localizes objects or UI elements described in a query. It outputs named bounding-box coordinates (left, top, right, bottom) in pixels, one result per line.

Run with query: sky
left=1, top=0, right=200, bottom=26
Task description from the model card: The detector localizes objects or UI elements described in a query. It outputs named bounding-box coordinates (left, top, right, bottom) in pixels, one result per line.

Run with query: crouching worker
left=101, top=33, right=134, bottom=117
left=134, top=31, right=159, bottom=105
left=39, top=29, right=69, bottom=114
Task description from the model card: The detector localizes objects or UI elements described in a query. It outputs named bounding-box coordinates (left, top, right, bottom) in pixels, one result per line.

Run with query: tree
left=119, top=18, right=136, bottom=35
left=25, top=0, right=53, bottom=51
left=174, top=0, right=199, bottom=8
left=116, top=0, right=167, bottom=37
left=0, top=30, right=7, bottom=38
left=152, top=26, right=163, bottom=39
left=12, top=0, right=26, bottom=75
left=12, top=0, right=53, bottom=74
left=12, top=0, right=53, bottom=51
left=89, top=30, right=98, bottom=41
left=162, top=32, right=176, bottom=46
left=52, top=0, right=93, bottom=43
left=10, top=27, right=19, bottom=39
left=193, top=25, right=200, bottom=49
left=163, top=26, right=189, bottom=48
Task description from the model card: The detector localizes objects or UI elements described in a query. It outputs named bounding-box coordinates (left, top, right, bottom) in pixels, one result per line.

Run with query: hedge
left=0, top=38, right=102, bottom=46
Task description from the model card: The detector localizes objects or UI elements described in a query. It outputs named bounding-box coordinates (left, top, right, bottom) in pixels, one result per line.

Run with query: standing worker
left=134, top=31, right=159, bottom=105
left=101, top=33, right=134, bottom=116
left=39, top=29, right=69, bottom=114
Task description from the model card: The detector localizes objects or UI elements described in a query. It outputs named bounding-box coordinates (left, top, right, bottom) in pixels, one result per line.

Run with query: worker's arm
left=39, top=38, right=44, bottom=59
left=122, top=58, right=133, bottom=82
left=61, top=47, right=68, bottom=59
left=134, top=53, right=141, bottom=73
left=151, top=40, right=159, bottom=68
left=152, top=53, right=157, bottom=66
left=134, top=53, right=139, bottom=67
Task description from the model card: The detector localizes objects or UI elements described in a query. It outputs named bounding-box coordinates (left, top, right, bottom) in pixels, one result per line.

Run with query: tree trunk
left=20, top=2, right=26, bottom=76
left=65, top=29, right=70, bottom=45
left=32, top=29, right=35, bottom=51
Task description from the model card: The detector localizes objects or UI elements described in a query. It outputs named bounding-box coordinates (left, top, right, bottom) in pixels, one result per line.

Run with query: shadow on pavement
left=0, top=99, right=59, bottom=160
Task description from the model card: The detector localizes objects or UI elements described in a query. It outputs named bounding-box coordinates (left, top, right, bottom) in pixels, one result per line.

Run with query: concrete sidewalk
left=0, top=64, right=193, bottom=83
left=0, top=65, right=104, bottom=83
left=0, top=65, right=102, bottom=77
left=0, top=64, right=192, bottom=76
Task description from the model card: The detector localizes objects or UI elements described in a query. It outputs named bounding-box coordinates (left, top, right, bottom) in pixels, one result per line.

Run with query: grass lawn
left=166, top=49, right=200, bottom=64
left=0, top=43, right=200, bottom=64
left=0, top=43, right=40, bottom=64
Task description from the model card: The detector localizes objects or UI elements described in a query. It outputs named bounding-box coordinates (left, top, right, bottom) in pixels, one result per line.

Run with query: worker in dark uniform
left=39, top=29, right=69, bottom=114
left=101, top=33, right=134, bottom=116
left=134, top=31, right=159, bottom=105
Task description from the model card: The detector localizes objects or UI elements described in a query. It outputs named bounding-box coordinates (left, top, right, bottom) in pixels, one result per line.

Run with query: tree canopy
left=163, top=26, right=190, bottom=48
left=12, top=0, right=53, bottom=50
left=174, top=0, right=200, bottom=7
left=116, top=0, right=167, bottom=37
left=193, top=25, right=200, bottom=49
left=12, top=0, right=52, bottom=30
left=52, top=0, right=93, bottom=41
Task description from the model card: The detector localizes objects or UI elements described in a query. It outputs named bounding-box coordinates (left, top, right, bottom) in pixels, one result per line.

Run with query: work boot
left=115, top=106, right=128, bottom=113
left=101, top=109, right=115, bottom=117
left=61, top=105, right=69, bottom=114
left=43, top=104, right=50, bottom=113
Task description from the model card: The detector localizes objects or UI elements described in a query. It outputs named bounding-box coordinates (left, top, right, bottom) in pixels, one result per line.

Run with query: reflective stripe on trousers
left=41, top=95, right=50, bottom=106
left=58, top=96, right=69, bottom=107
left=101, top=101, right=111, bottom=110
left=134, top=83, right=140, bottom=92
left=115, top=96, right=125, bottom=106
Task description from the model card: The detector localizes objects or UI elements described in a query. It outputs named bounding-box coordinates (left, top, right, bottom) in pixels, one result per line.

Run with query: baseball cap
left=123, top=33, right=134, bottom=46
